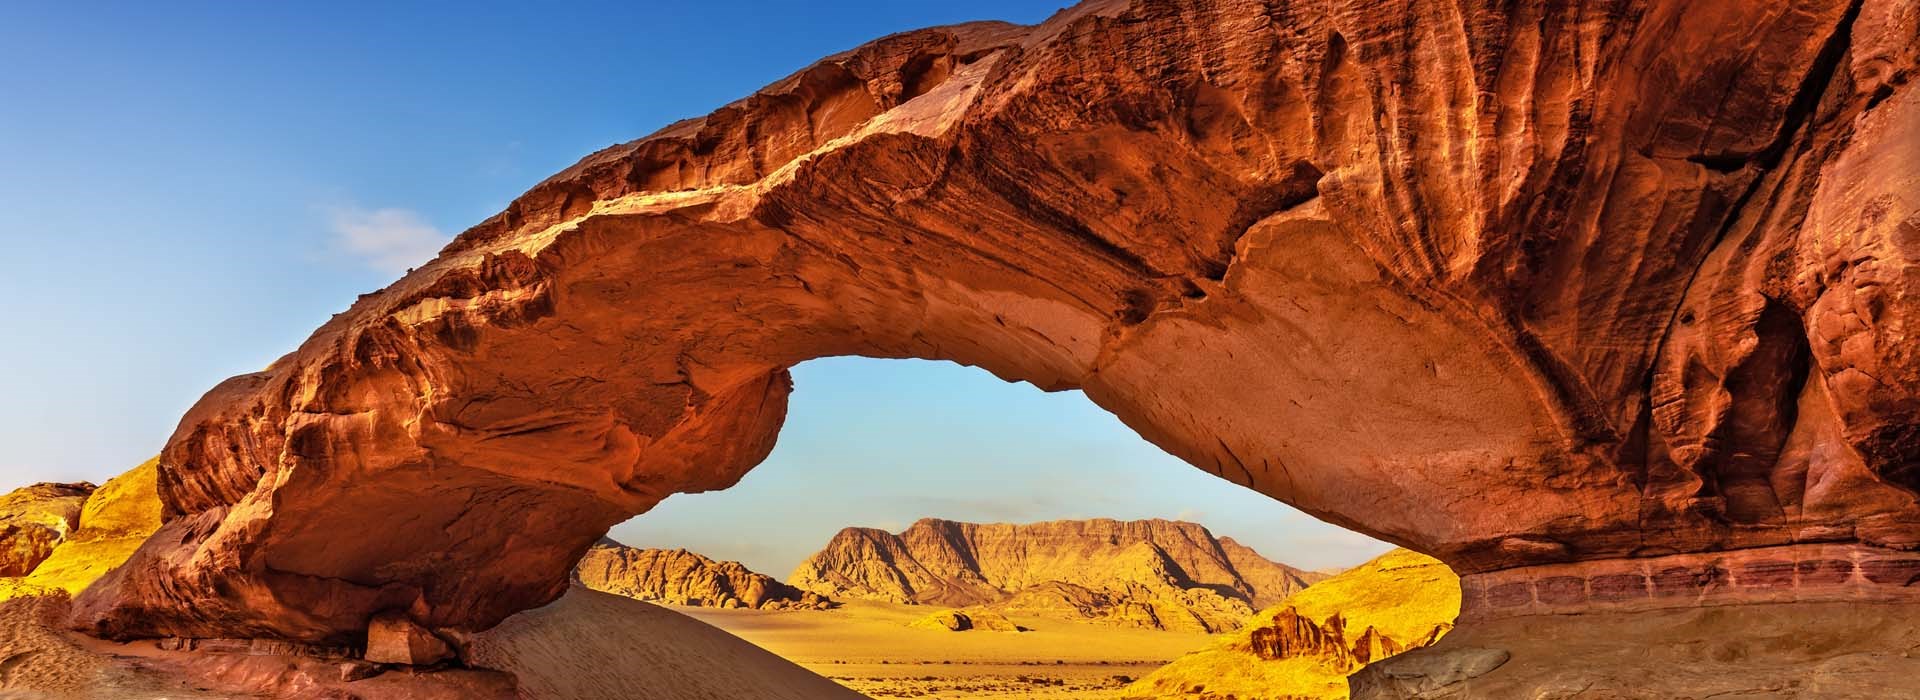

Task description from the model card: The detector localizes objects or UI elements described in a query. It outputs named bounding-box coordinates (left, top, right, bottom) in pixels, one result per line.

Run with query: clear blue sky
left=0, top=2, right=1387, bottom=574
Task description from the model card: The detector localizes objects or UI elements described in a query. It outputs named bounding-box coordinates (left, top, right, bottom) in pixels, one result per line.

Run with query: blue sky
left=0, top=2, right=1387, bottom=574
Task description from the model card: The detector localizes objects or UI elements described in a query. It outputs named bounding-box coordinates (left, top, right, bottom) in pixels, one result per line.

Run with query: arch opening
left=605, top=356, right=1393, bottom=579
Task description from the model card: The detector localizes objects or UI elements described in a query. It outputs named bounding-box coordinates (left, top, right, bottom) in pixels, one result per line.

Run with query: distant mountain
left=1122, top=548, right=1460, bottom=699
left=575, top=539, right=831, bottom=611
left=788, top=518, right=1321, bottom=632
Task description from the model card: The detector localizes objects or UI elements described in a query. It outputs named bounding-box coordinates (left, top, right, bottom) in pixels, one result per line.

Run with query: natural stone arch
left=74, top=0, right=1920, bottom=644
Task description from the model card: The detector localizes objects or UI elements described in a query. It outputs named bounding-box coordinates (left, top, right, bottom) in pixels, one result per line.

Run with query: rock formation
left=67, top=0, right=1920, bottom=665
left=1125, top=548, right=1459, bottom=699
left=574, top=539, right=830, bottom=610
left=907, top=608, right=1023, bottom=632
left=790, top=518, right=1318, bottom=632
left=0, top=482, right=93, bottom=579
left=0, top=582, right=861, bottom=700
left=10, top=459, right=163, bottom=597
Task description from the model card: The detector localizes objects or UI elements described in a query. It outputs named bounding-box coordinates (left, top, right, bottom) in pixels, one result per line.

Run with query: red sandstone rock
left=365, top=612, right=452, bottom=666
left=68, top=0, right=1920, bottom=644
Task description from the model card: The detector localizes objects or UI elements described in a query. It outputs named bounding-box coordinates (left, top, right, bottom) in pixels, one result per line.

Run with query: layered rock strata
left=573, top=539, right=830, bottom=610
left=67, top=0, right=1920, bottom=645
left=790, top=518, right=1317, bottom=632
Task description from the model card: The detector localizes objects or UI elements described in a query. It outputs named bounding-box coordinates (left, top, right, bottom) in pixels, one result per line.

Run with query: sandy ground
left=0, top=588, right=868, bottom=700
left=677, top=600, right=1218, bottom=699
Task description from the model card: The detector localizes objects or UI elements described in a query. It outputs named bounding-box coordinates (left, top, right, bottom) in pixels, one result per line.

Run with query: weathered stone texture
left=63, top=0, right=1920, bottom=644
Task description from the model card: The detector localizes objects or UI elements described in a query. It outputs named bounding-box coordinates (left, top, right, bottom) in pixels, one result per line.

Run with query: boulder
left=364, top=612, right=452, bottom=666
left=908, top=608, right=1022, bottom=632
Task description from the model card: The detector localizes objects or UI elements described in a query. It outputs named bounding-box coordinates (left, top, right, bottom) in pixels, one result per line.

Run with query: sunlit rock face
left=790, top=518, right=1319, bottom=632
left=0, top=482, right=92, bottom=579
left=70, top=0, right=1920, bottom=643
left=1124, top=548, right=1458, bottom=699
left=574, top=539, right=830, bottom=610
left=11, top=459, right=163, bottom=597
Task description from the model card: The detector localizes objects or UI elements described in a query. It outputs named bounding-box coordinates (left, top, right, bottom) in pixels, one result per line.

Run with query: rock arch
left=75, top=0, right=1920, bottom=644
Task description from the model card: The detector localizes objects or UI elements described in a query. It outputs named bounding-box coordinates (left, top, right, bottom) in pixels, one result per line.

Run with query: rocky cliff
left=1125, top=548, right=1459, bottom=699
left=790, top=518, right=1318, bottom=632
left=574, top=539, right=829, bottom=610
left=67, top=0, right=1920, bottom=657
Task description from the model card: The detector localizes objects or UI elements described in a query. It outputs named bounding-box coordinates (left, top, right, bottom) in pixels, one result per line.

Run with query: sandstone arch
left=74, top=0, right=1920, bottom=645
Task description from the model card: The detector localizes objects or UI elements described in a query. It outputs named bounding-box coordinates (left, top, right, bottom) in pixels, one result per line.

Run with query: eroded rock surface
left=70, top=0, right=1920, bottom=644
left=791, top=518, right=1318, bottom=632
left=907, top=608, right=1023, bottom=632
left=0, top=482, right=93, bottom=578
left=12, top=459, right=164, bottom=597
left=1125, top=548, right=1459, bottom=699
left=574, top=538, right=831, bottom=610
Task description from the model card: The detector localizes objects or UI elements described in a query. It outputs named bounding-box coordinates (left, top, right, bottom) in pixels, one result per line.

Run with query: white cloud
left=327, top=206, right=450, bottom=275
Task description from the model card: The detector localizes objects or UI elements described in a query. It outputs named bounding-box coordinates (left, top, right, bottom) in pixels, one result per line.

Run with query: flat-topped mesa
left=71, top=0, right=1920, bottom=644
left=789, top=518, right=1320, bottom=632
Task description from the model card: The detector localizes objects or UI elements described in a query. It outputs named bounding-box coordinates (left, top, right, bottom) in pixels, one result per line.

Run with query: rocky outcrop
left=1125, top=549, right=1459, bottom=699
left=574, top=539, right=830, bottom=610
left=907, top=608, right=1022, bottom=632
left=789, top=518, right=1314, bottom=632
left=12, top=459, right=163, bottom=597
left=0, top=482, right=92, bottom=579
left=0, top=583, right=857, bottom=700
left=69, top=0, right=1920, bottom=651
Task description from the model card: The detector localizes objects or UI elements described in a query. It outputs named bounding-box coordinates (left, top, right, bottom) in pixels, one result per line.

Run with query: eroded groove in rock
left=68, top=0, right=1920, bottom=643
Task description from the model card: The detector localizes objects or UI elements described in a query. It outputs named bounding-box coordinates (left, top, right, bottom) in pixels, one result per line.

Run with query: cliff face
left=574, top=540, right=829, bottom=610
left=789, top=518, right=1316, bottom=632
left=1125, top=548, right=1459, bottom=699
left=67, top=0, right=1920, bottom=645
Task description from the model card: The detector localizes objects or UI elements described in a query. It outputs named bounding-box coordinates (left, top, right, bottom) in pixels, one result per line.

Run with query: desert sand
left=680, top=599, right=1215, bottom=699
left=0, top=587, right=880, bottom=699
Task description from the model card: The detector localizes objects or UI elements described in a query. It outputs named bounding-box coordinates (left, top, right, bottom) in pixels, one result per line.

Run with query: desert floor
left=677, top=601, right=1216, bottom=699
